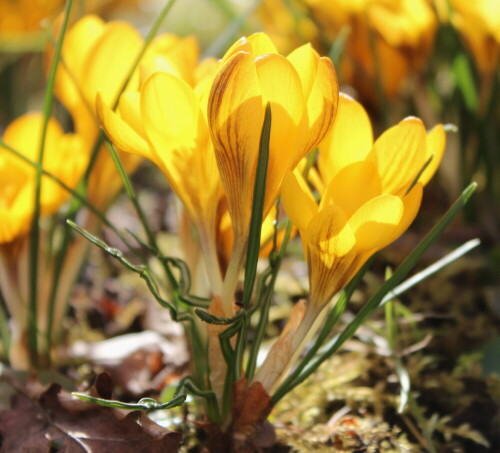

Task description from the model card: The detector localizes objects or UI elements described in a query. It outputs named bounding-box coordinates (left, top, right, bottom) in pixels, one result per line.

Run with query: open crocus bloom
left=208, top=32, right=338, bottom=245
left=284, top=93, right=446, bottom=310
left=255, top=93, right=446, bottom=393
left=0, top=113, right=85, bottom=369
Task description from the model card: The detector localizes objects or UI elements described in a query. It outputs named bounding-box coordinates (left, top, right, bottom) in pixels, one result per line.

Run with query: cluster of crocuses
left=258, top=0, right=500, bottom=103
left=97, top=30, right=446, bottom=411
left=1, top=10, right=447, bottom=431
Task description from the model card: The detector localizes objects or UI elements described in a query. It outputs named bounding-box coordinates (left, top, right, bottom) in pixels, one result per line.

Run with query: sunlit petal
left=420, top=124, right=446, bottom=185
left=347, top=194, right=404, bottom=253
left=318, top=93, right=373, bottom=182
left=370, top=116, right=426, bottom=195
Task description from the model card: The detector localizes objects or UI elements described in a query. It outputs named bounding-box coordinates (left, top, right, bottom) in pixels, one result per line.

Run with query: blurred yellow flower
left=0, top=113, right=85, bottom=244
left=451, top=0, right=500, bottom=78
left=303, top=0, right=437, bottom=99
left=49, top=14, right=200, bottom=209
left=0, top=0, right=61, bottom=45
left=208, top=32, right=338, bottom=249
left=257, top=0, right=320, bottom=53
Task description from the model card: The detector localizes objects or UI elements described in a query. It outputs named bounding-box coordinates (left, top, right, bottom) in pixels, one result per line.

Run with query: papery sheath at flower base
left=208, top=32, right=339, bottom=315
left=254, top=93, right=447, bottom=393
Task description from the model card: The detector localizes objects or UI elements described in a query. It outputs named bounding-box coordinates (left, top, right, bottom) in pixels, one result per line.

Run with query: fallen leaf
left=0, top=377, right=181, bottom=453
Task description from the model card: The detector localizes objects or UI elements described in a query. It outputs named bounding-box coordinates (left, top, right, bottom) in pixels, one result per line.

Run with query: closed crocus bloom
left=0, top=113, right=85, bottom=244
left=97, top=71, right=223, bottom=292
left=51, top=15, right=144, bottom=143
left=451, top=0, right=500, bottom=78
left=208, top=32, right=338, bottom=254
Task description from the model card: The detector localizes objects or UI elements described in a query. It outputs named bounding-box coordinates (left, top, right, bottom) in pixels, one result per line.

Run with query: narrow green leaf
left=67, top=220, right=186, bottom=321
left=405, top=154, right=434, bottom=195
left=0, top=292, right=10, bottom=359
left=272, top=257, right=372, bottom=402
left=380, top=238, right=480, bottom=306
left=203, top=0, right=260, bottom=58
left=242, top=103, right=272, bottom=310
left=328, top=25, right=350, bottom=67
left=194, top=308, right=245, bottom=325
left=453, top=53, right=478, bottom=112
left=72, top=393, right=186, bottom=411
left=27, top=0, right=74, bottom=366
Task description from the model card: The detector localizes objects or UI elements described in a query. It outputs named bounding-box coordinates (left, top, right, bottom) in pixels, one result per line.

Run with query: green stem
left=27, top=0, right=74, bottom=367
left=246, top=221, right=293, bottom=381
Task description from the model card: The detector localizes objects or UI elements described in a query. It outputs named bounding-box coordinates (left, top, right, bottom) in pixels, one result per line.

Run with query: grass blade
left=27, top=0, right=74, bottom=366
left=72, top=393, right=186, bottom=411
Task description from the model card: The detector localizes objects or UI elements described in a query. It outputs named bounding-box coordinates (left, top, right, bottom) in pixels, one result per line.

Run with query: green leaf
left=194, top=308, right=245, bottom=325
left=72, top=393, right=186, bottom=411
left=27, top=0, right=74, bottom=365
left=242, top=103, right=272, bottom=310
left=453, top=53, right=478, bottom=112
left=67, top=220, right=189, bottom=322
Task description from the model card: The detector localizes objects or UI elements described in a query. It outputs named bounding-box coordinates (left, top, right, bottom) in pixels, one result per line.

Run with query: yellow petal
left=318, top=93, right=373, bottom=183
left=55, top=15, right=105, bottom=111
left=287, top=43, right=319, bottom=99
left=96, top=92, right=152, bottom=160
left=298, top=57, right=339, bottom=165
left=82, top=21, right=143, bottom=107
left=306, top=205, right=356, bottom=307
left=370, top=116, right=427, bottom=196
left=255, top=53, right=305, bottom=210
left=419, top=124, right=446, bottom=185
left=281, top=170, right=318, bottom=234
left=386, top=182, right=423, bottom=243
left=117, top=91, right=146, bottom=138
left=3, top=113, right=63, bottom=164
left=223, top=33, right=278, bottom=62
left=320, top=161, right=381, bottom=216
left=208, top=51, right=264, bottom=238
left=347, top=194, right=404, bottom=253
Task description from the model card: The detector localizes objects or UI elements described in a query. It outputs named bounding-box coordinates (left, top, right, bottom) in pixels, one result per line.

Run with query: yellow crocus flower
left=451, top=0, right=500, bottom=78
left=49, top=15, right=201, bottom=210
left=208, top=33, right=338, bottom=301
left=97, top=71, right=223, bottom=292
left=284, top=93, right=446, bottom=310
left=255, top=93, right=446, bottom=393
left=0, top=113, right=85, bottom=244
left=303, top=0, right=437, bottom=99
left=0, top=113, right=86, bottom=369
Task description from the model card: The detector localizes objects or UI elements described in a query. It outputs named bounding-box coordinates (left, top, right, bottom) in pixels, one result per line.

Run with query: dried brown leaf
left=0, top=379, right=181, bottom=453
